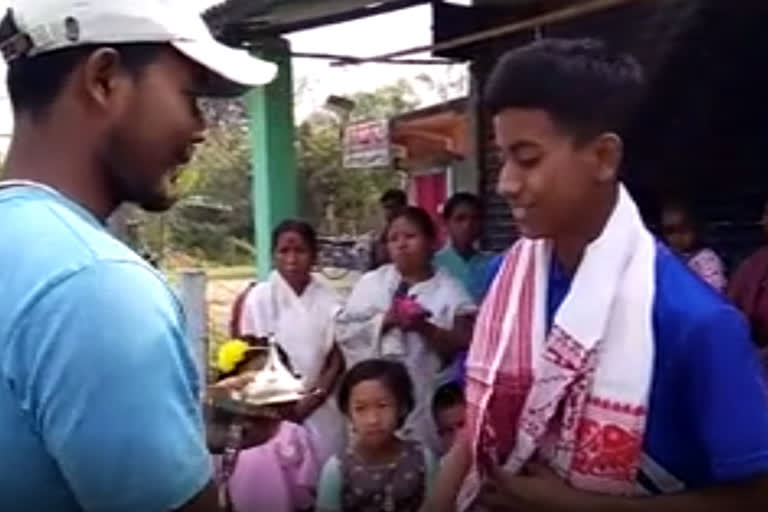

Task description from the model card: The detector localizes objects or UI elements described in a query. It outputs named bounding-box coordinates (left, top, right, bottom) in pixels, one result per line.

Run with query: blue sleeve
left=480, top=254, right=504, bottom=298
left=316, top=456, right=343, bottom=511
left=683, top=305, right=768, bottom=482
left=11, top=261, right=212, bottom=512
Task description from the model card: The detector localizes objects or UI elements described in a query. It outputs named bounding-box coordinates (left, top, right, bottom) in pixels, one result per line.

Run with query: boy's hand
left=478, top=462, right=588, bottom=512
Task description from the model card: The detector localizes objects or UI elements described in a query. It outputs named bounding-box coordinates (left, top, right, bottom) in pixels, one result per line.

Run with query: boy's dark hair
left=484, top=38, right=645, bottom=141
left=380, top=189, right=407, bottom=206
left=272, top=219, right=318, bottom=258
left=0, top=11, right=166, bottom=116
left=337, top=358, right=415, bottom=428
left=442, top=192, right=483, bottom=220
left=386, top=206, right=437, bottom=242
left=432, top=381, right=465, bottom=417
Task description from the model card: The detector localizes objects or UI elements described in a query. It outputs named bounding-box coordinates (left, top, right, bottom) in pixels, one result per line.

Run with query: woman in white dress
left=335, top=207, right=476, bottom=452
left=237, top=220, right=346, bottom=464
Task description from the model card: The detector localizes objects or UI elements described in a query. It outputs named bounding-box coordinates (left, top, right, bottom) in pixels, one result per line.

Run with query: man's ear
left=80, top=47, right=130, bottom=112
left=592, top=132, right=623, bottom=183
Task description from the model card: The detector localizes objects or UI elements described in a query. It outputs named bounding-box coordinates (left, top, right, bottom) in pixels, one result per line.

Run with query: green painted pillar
left=247, top=37, right=297, bottom=279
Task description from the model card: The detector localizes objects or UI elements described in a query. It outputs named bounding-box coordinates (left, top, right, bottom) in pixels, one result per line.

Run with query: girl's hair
left=216, top=335, right=296, bottom=381
left=337, top=359, right=415, bottom=428
left=442, top=192, right=483, bottom=220
left=385, top=206, right=437, bottom=242
left=272, top=219, right=318, bottom=257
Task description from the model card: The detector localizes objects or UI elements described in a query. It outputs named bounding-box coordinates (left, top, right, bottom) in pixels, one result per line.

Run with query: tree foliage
left=125, top=80, right=422, bottom=265
left=298, top=79, right=419, bottom=234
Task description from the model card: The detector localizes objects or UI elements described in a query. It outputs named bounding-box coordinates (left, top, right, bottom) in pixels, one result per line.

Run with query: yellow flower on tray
left=216, top=339, right=251, bottom=373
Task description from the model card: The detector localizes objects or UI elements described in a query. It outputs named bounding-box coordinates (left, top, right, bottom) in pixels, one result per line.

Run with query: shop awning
left=205, top=0, right=430, bottom=44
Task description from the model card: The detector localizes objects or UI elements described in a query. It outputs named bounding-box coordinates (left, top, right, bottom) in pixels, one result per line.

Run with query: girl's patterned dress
left=339, top=440, right=428, bottom=512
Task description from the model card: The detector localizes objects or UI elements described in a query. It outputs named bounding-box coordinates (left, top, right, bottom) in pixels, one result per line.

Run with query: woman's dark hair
left=442, top=192, right=483, bottom=220
left=216, top=335, right=296, bottom=381
left=386, top=206, right=437, bottom=242
left=0, top=12, right=166, bottom=116
left=484, top=38, right=645, bottom=142
left=337, top=359, right=415, bottom=428
left=271, top=219, right=318, bottom=257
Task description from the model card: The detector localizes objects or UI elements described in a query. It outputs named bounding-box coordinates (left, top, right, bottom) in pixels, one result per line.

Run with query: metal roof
left=204, top=0, right=429, bottom=45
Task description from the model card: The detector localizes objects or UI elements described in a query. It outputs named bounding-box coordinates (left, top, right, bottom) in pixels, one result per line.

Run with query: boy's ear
left=592, top=132, right=623, bottom=183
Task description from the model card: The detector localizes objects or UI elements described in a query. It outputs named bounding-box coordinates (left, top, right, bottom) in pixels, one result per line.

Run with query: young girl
left=316, top=359, right=438, bottom=512
left=214, top=336, right=319, bottom=512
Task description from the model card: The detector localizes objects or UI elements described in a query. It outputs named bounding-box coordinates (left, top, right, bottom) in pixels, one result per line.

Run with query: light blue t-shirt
left=0, top=186, right=212, bottom=511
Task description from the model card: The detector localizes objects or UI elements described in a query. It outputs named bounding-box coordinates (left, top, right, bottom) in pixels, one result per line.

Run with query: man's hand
left=206, top=372, right=284, bottom=452
left=478, top=462, right=588, bottom=512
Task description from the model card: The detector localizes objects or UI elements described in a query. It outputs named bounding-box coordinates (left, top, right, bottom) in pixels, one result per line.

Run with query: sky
left=0, top=0, right=471, bottom=152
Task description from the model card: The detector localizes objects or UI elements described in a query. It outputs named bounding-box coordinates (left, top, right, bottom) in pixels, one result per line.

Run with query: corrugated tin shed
left=204, top=0, right=429, bottom=45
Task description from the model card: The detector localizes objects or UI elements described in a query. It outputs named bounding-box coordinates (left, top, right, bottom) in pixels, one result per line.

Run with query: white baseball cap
left=1, top=0, right=278, bottom=96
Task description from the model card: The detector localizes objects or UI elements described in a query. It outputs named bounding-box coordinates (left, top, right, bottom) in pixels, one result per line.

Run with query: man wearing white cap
left=0, top=1, right=279, bottom=511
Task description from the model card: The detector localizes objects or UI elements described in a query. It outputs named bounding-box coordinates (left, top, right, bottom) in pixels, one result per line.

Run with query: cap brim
left=173, top=39, right=278, bottom=98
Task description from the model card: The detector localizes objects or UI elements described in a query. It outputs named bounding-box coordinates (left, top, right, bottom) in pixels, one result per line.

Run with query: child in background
left=214, top=337, right=319, bottom=512
left=431, top=382, right=466, bottom=457
left=316, top=359, right=438, bottom=512
left=434, top=192, right=495, bottom=305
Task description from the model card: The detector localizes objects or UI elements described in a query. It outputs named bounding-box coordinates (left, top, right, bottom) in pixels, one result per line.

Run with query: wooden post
left=178, top=269, right=209, bottom=391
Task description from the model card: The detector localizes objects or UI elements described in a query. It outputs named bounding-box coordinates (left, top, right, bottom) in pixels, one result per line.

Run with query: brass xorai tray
left=210, top=340, right=307, bottom=419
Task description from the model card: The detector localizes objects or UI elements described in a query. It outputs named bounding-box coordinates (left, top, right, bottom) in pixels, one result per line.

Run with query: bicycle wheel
left=317, top=249, right=351, bottom=280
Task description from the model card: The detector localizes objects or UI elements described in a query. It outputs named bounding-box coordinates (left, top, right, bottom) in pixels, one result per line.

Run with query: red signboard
left=343, top=119, right=391, bottom=169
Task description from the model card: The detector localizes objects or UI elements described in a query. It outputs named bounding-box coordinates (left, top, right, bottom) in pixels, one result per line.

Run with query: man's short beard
left=101, top=134, right=177, bottom=213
